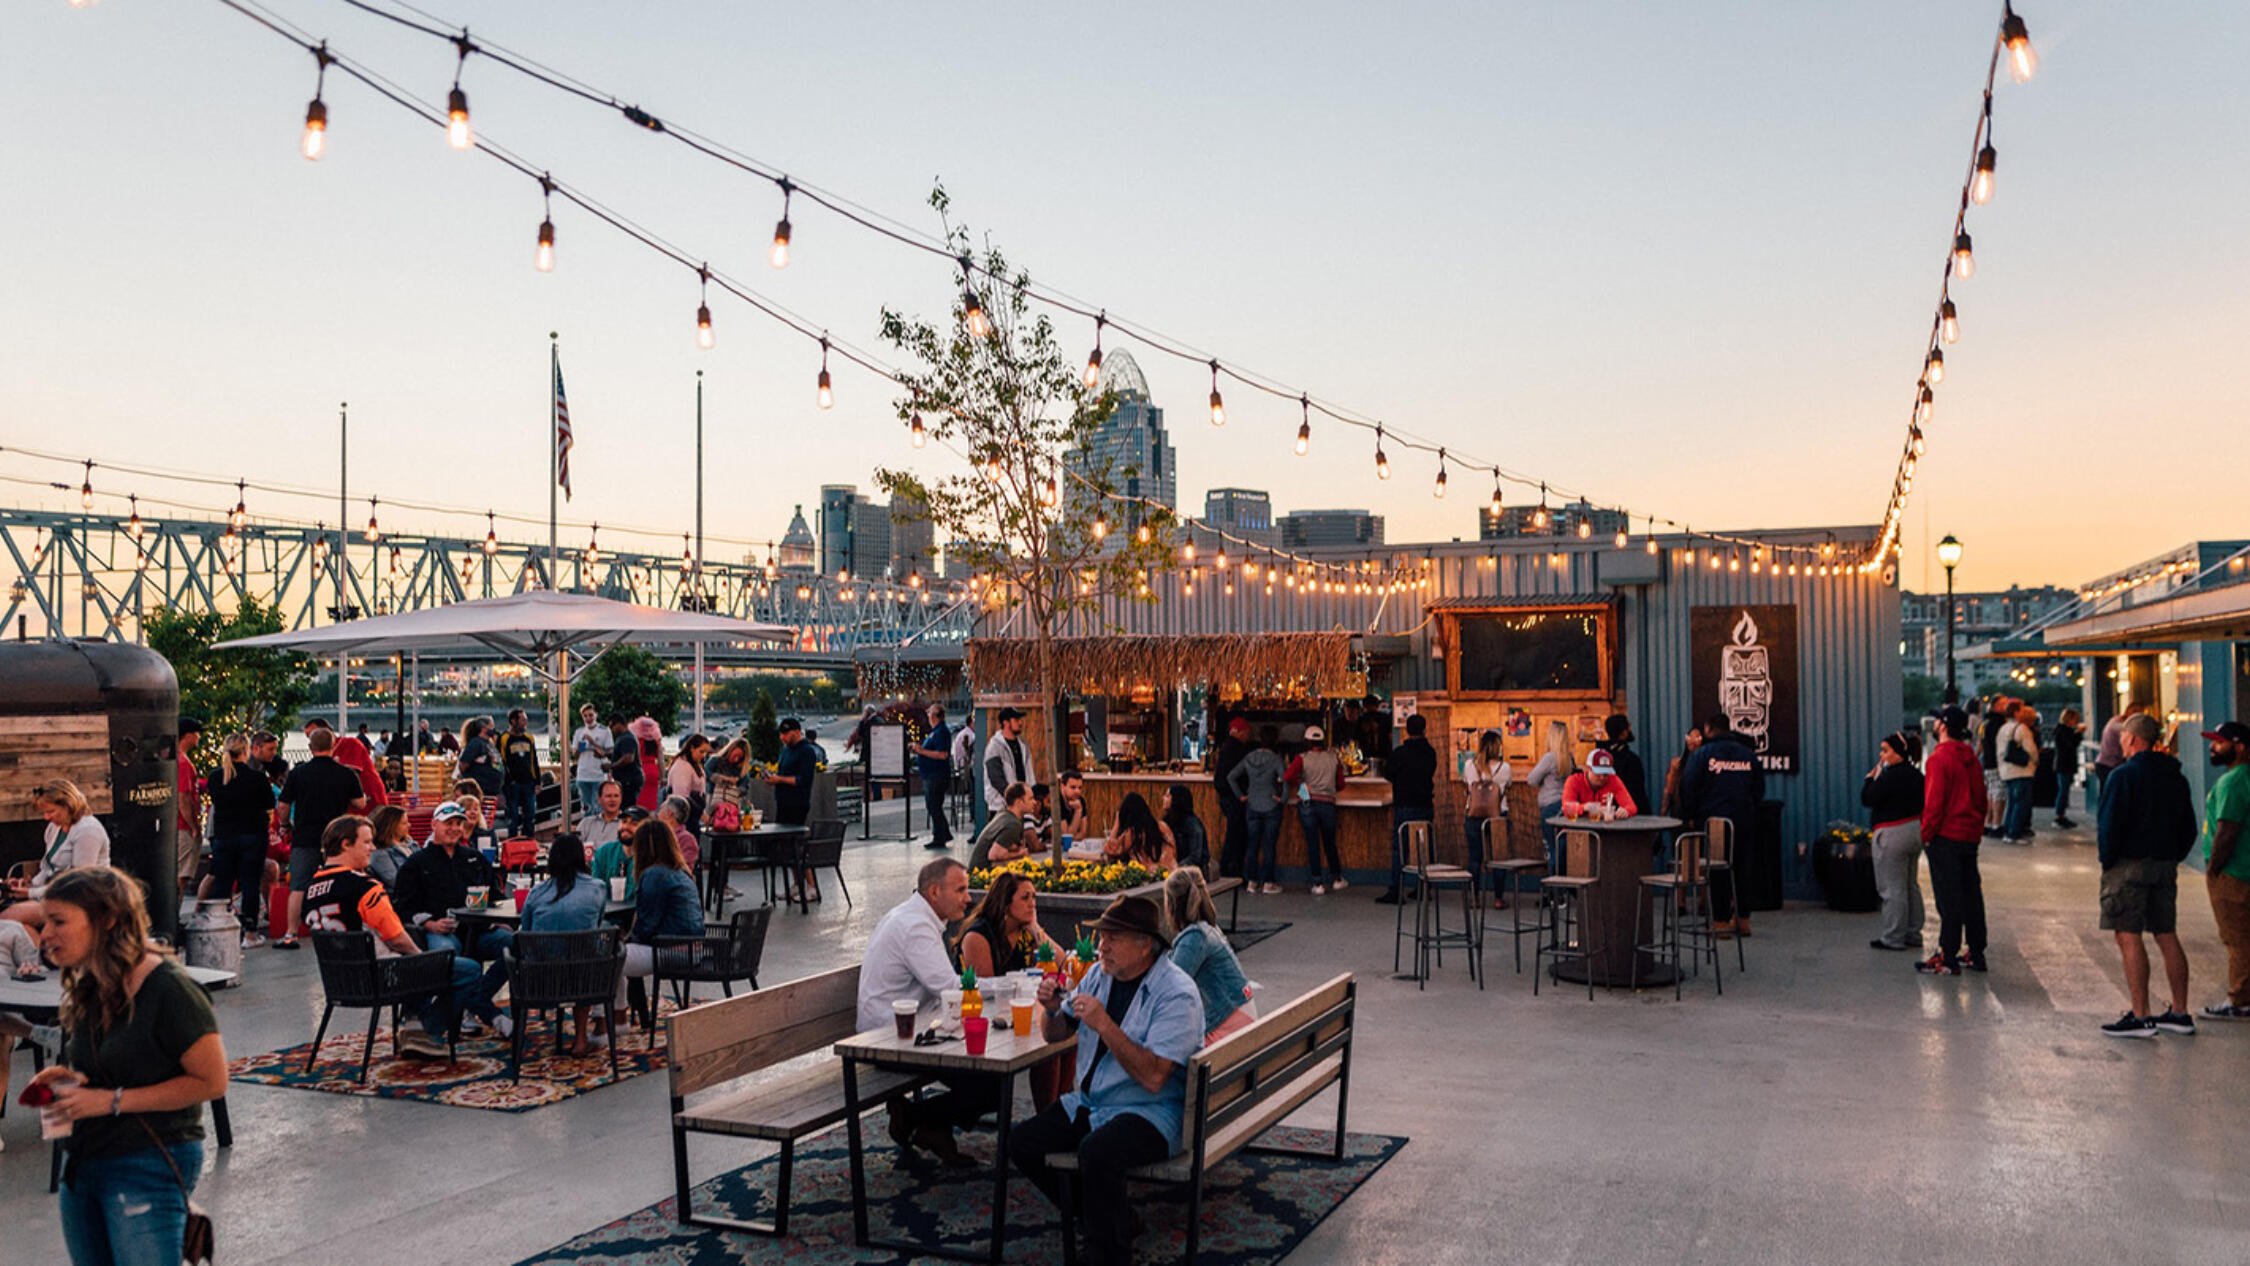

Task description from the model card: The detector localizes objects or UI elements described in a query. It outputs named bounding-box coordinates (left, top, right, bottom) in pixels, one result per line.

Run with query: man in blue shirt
left=763, top=718, right=819, bottom=825
left=1010, top=895, right=1203, bottom=1266
left=916, top=704, right=955, bottom=852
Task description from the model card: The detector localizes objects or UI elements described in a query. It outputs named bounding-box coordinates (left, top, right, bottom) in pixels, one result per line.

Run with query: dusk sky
left=5, top=1, right=2244, bottom=594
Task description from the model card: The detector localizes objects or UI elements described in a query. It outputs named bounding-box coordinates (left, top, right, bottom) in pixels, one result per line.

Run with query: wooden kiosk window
left=1441, top=603, right=1616, bottom=700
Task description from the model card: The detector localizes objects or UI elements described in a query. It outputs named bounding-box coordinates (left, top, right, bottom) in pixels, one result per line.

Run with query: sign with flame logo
left=1690, top=605, right=1799, bottom=774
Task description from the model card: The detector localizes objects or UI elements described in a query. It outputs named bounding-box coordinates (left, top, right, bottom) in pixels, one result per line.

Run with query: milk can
left=179, top=899, right=244, bottom=975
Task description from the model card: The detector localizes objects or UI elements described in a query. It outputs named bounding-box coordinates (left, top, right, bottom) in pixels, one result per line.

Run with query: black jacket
left=2097, top=750, right=2197, bottom=869
left=1861, top=761, right=1924, bottom=826
left=1211, top=737, right=1251, bottom=810
left=1680, top=729, right=1764, bottom=826
left=1385, top=737, right=1438, bottom=809
left=391, top=842, right=501, bottom=927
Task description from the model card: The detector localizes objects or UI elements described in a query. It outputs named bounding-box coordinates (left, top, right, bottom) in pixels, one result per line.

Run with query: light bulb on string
left=1295, top=396, right=1310, bottom=455
left=1532, top=484, right=1549, bottom=531
left=1576, top=518, right=1592, bottom=540
left=444, top=34, right=475, bottom=150
left=1926, top=348, right=1945, bottom=385
left=1373, top=426, right=1390, bottom=480
left=1971, top=144, right=1996, bottom=205
left=770, top=178, right=793, bottom=268
left=79, top=461, right=93, bottom=510
left=533, top=175, right=556, bottom=272
left=1207, top=360, right=1225, bottom=427
left=302, top=43, right=332, bottom=161
left=230, top=480, right=248, bottom=530
left=816, top=337, right=834, bottom=408
left=126, top=495, right=143, bottom=540
left=483, top=511, right=498, bottom=555
left=1939, top=299, right=1958, bottom=344
left=1041, top=472, right=1059, bottom=508
left=909, top=412, right=926, bottom=449
left=1084, top=315, right=1105, bottom=390
left=957, top=255, right=993, bottom=339
left=1432, top=449, right=1448, bottom=499
left=1916, top=383, right=1934, bottom=425
left=365, top=498, right=381, bottom=543
left=1910, top=426, right=1926, bottom=457
left=1951, top=232, right=1974, bottom=279
left=2001, top=8, right=2036, bottom=82
left=695, top=265, right=714, bottom=349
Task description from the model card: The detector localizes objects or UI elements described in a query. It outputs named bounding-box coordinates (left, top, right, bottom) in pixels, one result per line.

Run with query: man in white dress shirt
left=857, top=857, right=984, bottom=1164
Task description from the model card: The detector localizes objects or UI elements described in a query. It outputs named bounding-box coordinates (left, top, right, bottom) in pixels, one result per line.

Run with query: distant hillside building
left=1279, top=509, right=1384, bottom=548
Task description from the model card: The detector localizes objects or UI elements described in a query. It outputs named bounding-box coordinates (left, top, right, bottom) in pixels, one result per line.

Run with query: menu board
left=867, top=723, right=907, bottom=780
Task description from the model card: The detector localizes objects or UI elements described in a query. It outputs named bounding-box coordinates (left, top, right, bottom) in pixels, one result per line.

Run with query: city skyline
left=4, top=3, right=2244, bottom=595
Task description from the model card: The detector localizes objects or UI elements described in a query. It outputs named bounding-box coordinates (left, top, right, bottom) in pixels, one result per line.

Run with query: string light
left=1916, top=383, right=1934, bottom=425
left=364, top=497, right=381, bottom=543
left=2001, top=6, right=2036, bottom=82
left=1488, top=473, right=1503, bottom=519
left=816, top=337, right=834, bottom=408
left=1207, top=360, right=1225, bottom=427
left=1925, top=347, right=1945, bottom=385
left=909, top=412, right=926, bottom=448
left=1084, top=314, right=1105, bottom=390
left=1939, top=299, right=1958, bottom=344
left=534, top=175, right=556, bottom=272
left=483, top=510, right=498, bottom=555
left=769, top=177, right=792, bottom=268
left=1951, top=231, right=1974, bottom=279
left=1041, top=472, right=1059, bottom=508
left=1971, top=145, right=1996, bottom=205
left=1532, top=484, right=1550, bottom=531
left=80, top=460, right=94, bottom=510
left=1576, top=517, right=1592, bottom=540
left=445, top=35, right=474, bottom=151
left=126, top=495, right=144, bottom=540
left=1373, top=426, right=1390, bottom=480
left=959, top=256, right=993, bottom=339
left=230, top=480, right=248, bottom=531
left=1432, top=449, right=1448, bottom=499
left=1294, top=396, right=1310, bottom=456
left=301, top=43, right=331, bottom=161
left=695, top=264, right=715, bottom=349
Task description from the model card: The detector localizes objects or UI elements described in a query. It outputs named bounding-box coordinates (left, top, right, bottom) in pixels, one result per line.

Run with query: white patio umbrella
left=216, top=591, right=793, bottom=827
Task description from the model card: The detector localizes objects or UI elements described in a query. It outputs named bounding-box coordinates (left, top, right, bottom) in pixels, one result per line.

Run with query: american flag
left=553, top=356, right=573, bottom=500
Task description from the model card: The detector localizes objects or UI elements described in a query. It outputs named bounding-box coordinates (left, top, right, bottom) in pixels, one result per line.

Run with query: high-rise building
left=1279, top=509, right=1384, bottom=548
left=1901, top=584, right=2075, bottom=686
left=1068, top=349, right=1176, bottom=512
left=1479, top=497, right=1626, bottom=540
left=1203, top=488, right=1274, bottom=546
left=776, top=504, right=816, bottom=574
left=817, top=484, right=895, bottom=579
left=889, top=489, right=935, bottom=579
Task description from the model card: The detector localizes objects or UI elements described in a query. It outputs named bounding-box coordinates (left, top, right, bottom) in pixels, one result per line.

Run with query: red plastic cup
left=962, top=1015, right=989, bottom=1056
left=513, top=889, right=530, bottom=913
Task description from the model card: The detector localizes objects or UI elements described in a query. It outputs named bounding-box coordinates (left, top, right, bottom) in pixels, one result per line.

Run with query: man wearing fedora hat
left=1010, top=894, right=1203, bottom=1266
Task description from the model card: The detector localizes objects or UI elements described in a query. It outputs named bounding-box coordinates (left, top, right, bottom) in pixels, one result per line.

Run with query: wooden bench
left=665, top=964, right=929, bottom=1236
left=1052, top=972, right=1357, bottom=1266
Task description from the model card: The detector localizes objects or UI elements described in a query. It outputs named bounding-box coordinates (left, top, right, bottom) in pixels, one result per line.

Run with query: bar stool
left=1705, top=817, right=1746, bottom=974
left=1478, top=817, right=1549, bottom=975
left=1633, top=830, right=1722, bottom=998
left=1534, top=829, right=1601, bottom=1000
left=1393, top=820, right=1478, bottom=990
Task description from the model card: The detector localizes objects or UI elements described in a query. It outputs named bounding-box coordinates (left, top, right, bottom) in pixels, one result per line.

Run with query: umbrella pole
left=410, top=651, right=421, bottom=807
left=557, top=649, right=572, bottom=832
left=693, top=644, right=705, bottom=733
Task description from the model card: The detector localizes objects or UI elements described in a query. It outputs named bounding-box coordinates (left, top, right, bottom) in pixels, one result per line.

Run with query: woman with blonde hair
left=25, top=866, right=228, bottom=1264
left=1164, top=866, right=1253, bottom=1042
left=2, top=780, right=111, bottom=932
left=208, top=731, right=277, bottom=946
left=1524, top=721, right=1576, bottom=873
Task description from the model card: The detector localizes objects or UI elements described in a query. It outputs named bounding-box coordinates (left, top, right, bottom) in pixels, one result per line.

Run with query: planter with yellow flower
left=965, top=857, right=1176, bottom=949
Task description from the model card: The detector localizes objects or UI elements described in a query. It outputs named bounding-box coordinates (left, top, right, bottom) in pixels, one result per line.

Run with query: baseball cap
left=1303, top=725, right=1325, bottom=742
left=2201, top=721, right=2250, bottom=746
left=779, top=716, right=803, bottom=733
left=621, top=805, right=652, bottom=822
left=1227, top=717, right=1250, bottom=737
left=1585, top=748, right=1616, bottom=774
left=432, top=802, right=469, bottom=822
left=1936, top=705, right=1970, bottom=736
left=996, top=707, right=1026, bottom=722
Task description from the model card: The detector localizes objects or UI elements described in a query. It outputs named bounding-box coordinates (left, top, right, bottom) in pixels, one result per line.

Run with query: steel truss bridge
left=0, top=506, right=972, bottom=671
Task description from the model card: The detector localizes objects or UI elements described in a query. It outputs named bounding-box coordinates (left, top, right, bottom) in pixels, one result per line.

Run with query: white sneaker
left=1311, top=883, right=1328, bottom=896
left=1330, top=877, right=1350, bottom=890
left=493, top=1013, right=515, bottom=1040
left=1262, top=882, right=1283, bottom=894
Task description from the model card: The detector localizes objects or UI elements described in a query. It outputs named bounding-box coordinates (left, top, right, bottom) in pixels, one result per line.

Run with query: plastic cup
left=609, top=877, right=627, bottom=901
left=1011, top=995, right=1034, bottom=1037
left=941, top=988, right=964, bottom=1022
left=962, top=1015, right=989, bottom=1056
left=466, top=885, right=489, bottom=910
left=892, top=998, right=918, bottom=1040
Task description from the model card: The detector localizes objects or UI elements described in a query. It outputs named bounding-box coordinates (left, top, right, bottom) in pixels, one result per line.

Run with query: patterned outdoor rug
left=228, top=1011, right=671, bottom=1112
left=518, top=1123, right=1403, bottom=1264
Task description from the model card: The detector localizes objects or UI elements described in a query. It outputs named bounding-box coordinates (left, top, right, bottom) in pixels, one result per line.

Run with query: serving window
left=1441, top=604, right=1616, bottom=700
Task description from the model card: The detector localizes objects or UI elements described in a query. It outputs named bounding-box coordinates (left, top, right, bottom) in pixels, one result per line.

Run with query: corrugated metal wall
left=1006, top=528, right=1902, bottom=899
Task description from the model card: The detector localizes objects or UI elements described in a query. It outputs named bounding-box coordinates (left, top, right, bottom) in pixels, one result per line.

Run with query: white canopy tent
left=216, top=591, right=792, bottom=827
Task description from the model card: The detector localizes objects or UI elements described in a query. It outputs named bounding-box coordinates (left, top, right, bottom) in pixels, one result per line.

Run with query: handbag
left=139, top=1117, right=216, bottom=1264
left=2004, top=738, right=2032, bottom=767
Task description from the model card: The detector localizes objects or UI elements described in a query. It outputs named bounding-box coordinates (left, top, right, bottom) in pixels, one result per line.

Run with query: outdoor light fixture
left=1971, top=145, right=1996, bottom=205
left=1295, top=396, right=1310, bottom=455
left=1374, top=426, right=1390, bottom=480
left=446, top=86, right=473, bottom=149
left=909, top=413, right=926, bottom=448
left=79, top=461, right=93, bottom=510
left=231, top=480, right=248, bottom=531
left=1576, top=518, right=1592, bottom=539
left=770, top=179, right=793, bottom=268
left=364, top=497, right=380, bottom=543
left=126, top=495, right=143, bottom=539
left=695, top=265, right=715, bottom=349
left=1489, top=476, right=1503, bottom=518
left=1916, top=383, right=1934, bottom=424
left=1208, top=360, right=1226, bottom=427
left=535, top=216, right=555, bottom=272
left=484, top=511, right=498, bottom=555
left=1085, top=315, right=1105, bottom=390
left=1042, top=474, right=1059, bottom=508
left=1532, top=485, right=1550, bottom=531
left=1951, top=232, right=1974, bottom=279
left=2001, top=9, right=2036, bottom=83
left=302, top=98, right=328, bottom=161
left=1432, top=451, right=1448, bottom=499
left=817, top=338, right=834, bottom=408
left=1939, top=299, right=1958, bottom=344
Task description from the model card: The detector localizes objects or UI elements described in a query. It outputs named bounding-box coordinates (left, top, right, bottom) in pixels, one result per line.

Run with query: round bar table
left=1543, top=814, right=1682, bottom=988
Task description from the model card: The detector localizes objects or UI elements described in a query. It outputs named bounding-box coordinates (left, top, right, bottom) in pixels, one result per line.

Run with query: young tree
left=152, top=598, right=318, bottom=758
left=748, top=687, right=781, bottom=765
left=573, top=643, right=687, bottom=734
left=873, top=189, right=1176, bottom=784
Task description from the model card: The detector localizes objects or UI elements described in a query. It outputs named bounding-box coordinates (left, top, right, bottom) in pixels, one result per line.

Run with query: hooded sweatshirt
left=1919, top=738, right=1987, bottom=844
left=2096, top=749, right=2197, bottom=869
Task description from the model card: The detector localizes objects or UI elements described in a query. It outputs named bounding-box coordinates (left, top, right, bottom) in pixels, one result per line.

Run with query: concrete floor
left=4, top=812, right=2244, bottom=1266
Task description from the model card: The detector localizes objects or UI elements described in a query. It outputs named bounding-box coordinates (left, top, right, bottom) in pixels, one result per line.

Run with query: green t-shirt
left=2206, top=763, right=2250, bottom=881
left=591, top=839, right=639, bottom=898
left=63, top=958, right=219, bottom=1158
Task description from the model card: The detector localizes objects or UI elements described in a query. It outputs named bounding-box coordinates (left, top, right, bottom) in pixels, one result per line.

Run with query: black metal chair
left=504, top=926, right=627, bottom=1081
left=653, top=906, right=771, bottom=1010
left=801, top=819, right=851, bottom=908
left=307, top=931, right=459, bottom=1081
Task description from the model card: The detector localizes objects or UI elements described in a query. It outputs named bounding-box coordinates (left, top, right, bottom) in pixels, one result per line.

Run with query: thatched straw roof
left=966, top=633, right=1356, bottom=699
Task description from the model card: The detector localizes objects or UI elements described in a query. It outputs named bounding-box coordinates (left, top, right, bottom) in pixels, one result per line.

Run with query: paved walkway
left=2, top=819, right=2242, bottom=1265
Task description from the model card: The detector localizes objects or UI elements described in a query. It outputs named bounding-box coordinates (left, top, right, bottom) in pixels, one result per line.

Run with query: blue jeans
left=1244, top=808, right=1281, bottom=884
left=2055, top=771, right=2075, bottom=820
left=1538, top=805, right=1564, bottom=876
left=1390, top=804, right=1434, bottom=893
left=924, top=777, right=953, bottom=845
left=573, top=779, right=605, bottom=818
left=2002, top=778, right=2034, bottom=839
left=60, top=1140, right=202, bottom=1266
left=503, top=782, right=538, bottom=838
left=1298, top=800, right=1342, bottom=882
left=423, top=925, right=513, bottom=1025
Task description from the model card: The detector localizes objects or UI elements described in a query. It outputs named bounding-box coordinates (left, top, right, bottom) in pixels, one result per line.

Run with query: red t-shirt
left=178, top=753, right=201, bottom=834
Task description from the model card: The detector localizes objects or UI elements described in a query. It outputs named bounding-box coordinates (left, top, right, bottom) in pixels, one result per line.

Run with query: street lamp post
left=1937, top=533, right=1964, bottom=705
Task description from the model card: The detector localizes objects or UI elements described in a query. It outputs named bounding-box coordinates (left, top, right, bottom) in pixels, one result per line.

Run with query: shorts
left=289, top=844, right=323, bottom=891
left=2099, top=859, right=2179, bottom=934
